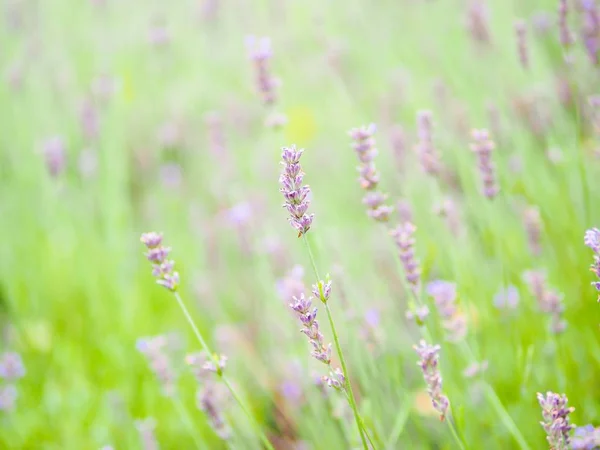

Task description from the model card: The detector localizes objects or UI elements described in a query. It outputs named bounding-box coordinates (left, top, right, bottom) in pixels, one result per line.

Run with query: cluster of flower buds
left=140, top=232, right=180, bottom=291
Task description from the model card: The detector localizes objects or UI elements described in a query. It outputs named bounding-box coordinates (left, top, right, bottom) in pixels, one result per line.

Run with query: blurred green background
left=1, top=0, right=600, bottom=448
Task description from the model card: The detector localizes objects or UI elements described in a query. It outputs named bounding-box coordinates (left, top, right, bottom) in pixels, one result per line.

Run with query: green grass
left=1, top=0, right=599, bottom=448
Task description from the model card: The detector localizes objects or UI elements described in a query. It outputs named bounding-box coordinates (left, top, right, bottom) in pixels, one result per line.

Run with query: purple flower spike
left=390, top=222, right=421, bottom=294
left=470, top=129, right=499, bottom=199
left=537, top=391, right=575, bottom=450
left=514, top=20, right=529, bottom=69
left=523, top=207, right=543, bottom=256
left=584, top=228, right=600, bottom=301
left=585, top=228, right=600, bottom=253
left=140, top=233, right=180, bottom=292
left=415, top=110, right=441, bottom=175
left=349, top=124, right=394, bottom=222
left=414, top=340, right=450, bottom=421
left=558, top=0, right=574, bottom=48
left=279, top=145, right=315, bottom=237
left=246, top=36, right=279, bottom=106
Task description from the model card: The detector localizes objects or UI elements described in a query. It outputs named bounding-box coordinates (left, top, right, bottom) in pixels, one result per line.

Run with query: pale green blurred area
left=1, top=0, right=599, bottom=449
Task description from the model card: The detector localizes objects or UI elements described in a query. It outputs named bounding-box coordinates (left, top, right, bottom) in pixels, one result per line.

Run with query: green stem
left=173, top=292, right=275, bottom=450
left=483, top=383, right=531, bottom=450
left=446, top=417, right=466, bottom=450
left=302, top=235, right=370, bottom=450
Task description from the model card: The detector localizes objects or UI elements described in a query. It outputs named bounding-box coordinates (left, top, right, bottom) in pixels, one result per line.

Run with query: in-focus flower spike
left=289, top=294, right=332, bottom=366
left=322, top=367, right=345, bottom=391
left=245, top=35, right=279, bottom=106
left=414, top=340, right=450, bottom=421
left=584, top=227, right=600, bottom=300
left=390, top=222, right=421, bottom=294
left=311, top=278, right=332, bottom=304
left=514, top=19, right=529, bottom=69
left=140, top=233, right=180, bottom=291
left=470, top=129, right=499, bottom=199
left=415, top=110, right=441, bottom=175
left=348, top=123, right=394, bottom=222
left=278, top=145, right=314, bottom=237
left=426, top=280, right=468, bottom=342
left=523, top=270, right=566, bottom=333
left=537, top=391, right=575, bottom=450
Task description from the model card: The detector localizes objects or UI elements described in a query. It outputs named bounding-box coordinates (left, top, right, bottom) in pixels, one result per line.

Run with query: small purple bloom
left=140, top=233, right=179, bottom=292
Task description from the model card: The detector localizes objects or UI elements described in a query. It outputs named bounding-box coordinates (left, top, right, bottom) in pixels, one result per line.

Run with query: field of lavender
left=2, top=0, right=600, bottom=449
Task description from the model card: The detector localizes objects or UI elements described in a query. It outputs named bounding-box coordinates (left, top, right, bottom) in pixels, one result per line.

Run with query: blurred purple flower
left=390, top=222, right=421, bottom=295
left=493, top=285, right=520, bottom=310
left=159, top=163, right=183, bottom=190
left=0, top=352, right=25, bottom=381
left=0, top=385, right=17, bottom=412
left=246, top=36, right=279, bottom=106
left=135, top=418, right=160, bottom=450
left=470, top=129, right=499, bottom=199
left=42, top=136, right=66, bottom=177
left=415, top=111, right=441, bottom=175
left=523, top=270, right=566, bottom=333
left=514, top=20, right=529, bottom=69
left=427, top=280, right=467, bottom=342
left=571, top=424, right=600, bottom=450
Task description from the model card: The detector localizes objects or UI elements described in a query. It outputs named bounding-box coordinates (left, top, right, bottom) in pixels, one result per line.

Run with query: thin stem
left=483, top=383, right=532, bottom=450
left=172, top=396, right=205, bottom=450
left=446, top=417, right=466, bottom=450
left=173, top=292, right=275, bottom=450
left=302, top=235, right=370, bottom=450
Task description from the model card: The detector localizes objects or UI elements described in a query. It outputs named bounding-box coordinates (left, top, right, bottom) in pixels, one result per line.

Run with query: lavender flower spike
left=584, top=228, right=600, bottom=299
left=414, top=340, right=450, bottom=421
left=390, top=222, right=421, bottom=294
left=289, top=294, right=332, bottom=365
left=470, top=129, right=499, bottom=199
left=349, top=124, right=394, bottom=222
left=415, top=110, right=441, bottom=175
left=514, top=19, right=529, bottom=69
left=246, top=36, right=279, bottom=106
left=140, top=232, right=180, bottom=291
left=279, top=145, right=314, bottom=237
left=537, top=392, right=575, bottom=450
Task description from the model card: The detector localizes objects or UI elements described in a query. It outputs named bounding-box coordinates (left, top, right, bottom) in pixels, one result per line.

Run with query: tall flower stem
left=302, top=235, right=371, bottom=450
left=173, top=292, right=275, bottom=450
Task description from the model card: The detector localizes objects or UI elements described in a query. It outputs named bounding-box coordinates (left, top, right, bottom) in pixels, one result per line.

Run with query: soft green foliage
left=1, top=0, right=599, bottom=449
